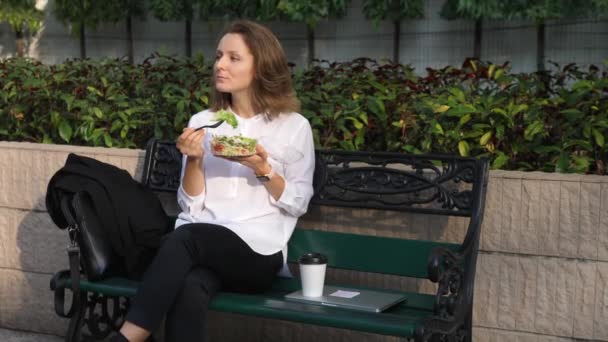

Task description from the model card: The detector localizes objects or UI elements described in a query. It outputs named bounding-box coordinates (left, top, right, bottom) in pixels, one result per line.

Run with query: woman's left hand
left=223, top=144, right=272, bottom=176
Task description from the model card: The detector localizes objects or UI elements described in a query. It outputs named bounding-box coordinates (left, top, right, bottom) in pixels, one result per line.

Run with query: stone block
left=599, top=184, right=608, bottom=262
left=538, top=181, right=561, bottom=256
left=535, top=257, right=577, bottom=337
left=501, top=179, right=522, bottom=253
left=497, top=254, right=518, bottom=329
left=480, top=176, right=502, bottom=252
left=535, top=257, right=557, bottom=335
left=0, top=148, right=66, bottom=211
left=474, top=253, right=500, bottom=327
left=520, top=180, right=541, bottom=255
left=553, top=259, right=575, bottom=337
left=474, top=326, right=592, bottom=342
left=0, top=208, right=67, bottom=273
left=536, top=336, right=576, bottom=342
left=558, top=182, right=580, bottom=258
left=472, top=327, right=494, bottom=342
left=595, top=262, right=608, bottom=340
left=572, top=261, right=596, bottom=339
left=0, top=269, right=68, bottom=336
left=577, top=182, right=599, bottom=260
left=0, top=142, right=144, bottom=211
left=514, top=256, right=537, bottom=332
left=438, top=216, right=467, bottom=244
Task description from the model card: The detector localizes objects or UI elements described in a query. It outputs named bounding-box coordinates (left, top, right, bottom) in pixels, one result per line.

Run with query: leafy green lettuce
left=214, top=109, right=238, bottom=128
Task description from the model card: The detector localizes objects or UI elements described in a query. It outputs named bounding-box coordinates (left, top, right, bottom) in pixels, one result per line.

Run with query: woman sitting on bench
left=111, top=20, right=315, bottom=342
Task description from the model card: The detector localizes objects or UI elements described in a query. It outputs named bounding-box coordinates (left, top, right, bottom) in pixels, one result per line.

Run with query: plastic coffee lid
left=298, top=252, right=328, bottom=265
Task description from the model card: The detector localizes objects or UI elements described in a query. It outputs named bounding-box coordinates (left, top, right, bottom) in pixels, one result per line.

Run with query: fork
left=194, top=120, right=224, bottom=131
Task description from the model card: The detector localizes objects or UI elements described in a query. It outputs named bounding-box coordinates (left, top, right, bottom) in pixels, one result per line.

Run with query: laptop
left=284, top=285, right=407, bottom=313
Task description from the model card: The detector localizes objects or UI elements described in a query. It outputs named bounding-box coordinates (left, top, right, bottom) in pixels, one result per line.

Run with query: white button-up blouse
left=175, top=109, right=315, bottom=259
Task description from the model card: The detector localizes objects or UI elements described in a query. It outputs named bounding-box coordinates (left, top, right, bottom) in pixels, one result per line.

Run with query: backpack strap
left=52, top=196, right=82, bottom=318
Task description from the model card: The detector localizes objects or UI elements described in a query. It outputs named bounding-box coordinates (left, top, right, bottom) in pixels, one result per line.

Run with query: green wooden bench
left=50, top=139, right=489, bottom=342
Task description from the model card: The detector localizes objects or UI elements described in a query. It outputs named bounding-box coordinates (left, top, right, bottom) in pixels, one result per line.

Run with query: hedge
left=1, top=55, right=607, bottom=174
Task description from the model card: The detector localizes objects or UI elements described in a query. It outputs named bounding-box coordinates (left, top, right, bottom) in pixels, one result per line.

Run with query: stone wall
left=0, top=141, right=607, bottom=341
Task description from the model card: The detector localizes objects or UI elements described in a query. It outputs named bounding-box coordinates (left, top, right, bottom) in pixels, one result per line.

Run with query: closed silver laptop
left=285, top=285, right=407, bottom=313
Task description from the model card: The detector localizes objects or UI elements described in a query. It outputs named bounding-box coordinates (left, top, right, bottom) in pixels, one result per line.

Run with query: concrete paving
left=0, top=328, right=63, bottom=342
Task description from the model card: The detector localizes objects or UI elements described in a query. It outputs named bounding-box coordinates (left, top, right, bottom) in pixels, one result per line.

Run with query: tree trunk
left=473, top=18, right=482, bottom=59
left=537, top=19, right=545, bottom=72
left=393, top=20, right=400, bottom=64
left=185, top=19, right=192, bottom=58
left=307, top=24, right=315, bottom=65
left=79, top=23, right=86, bottom=59
left=126, top=16, right=134, bottom=64
left=15, top=30, right=25, bottom=57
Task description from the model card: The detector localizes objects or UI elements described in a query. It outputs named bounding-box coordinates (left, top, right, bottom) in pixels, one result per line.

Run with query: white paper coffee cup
left=299, top=253, right=328, bottom=297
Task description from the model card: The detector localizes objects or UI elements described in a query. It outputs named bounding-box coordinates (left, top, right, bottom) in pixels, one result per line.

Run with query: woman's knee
left=162, top=226, right=194, bottom=248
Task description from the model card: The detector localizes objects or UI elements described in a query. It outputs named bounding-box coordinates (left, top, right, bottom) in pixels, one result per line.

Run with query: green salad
left=211, top=134, right=257, bottom=157
left=214, top=109, right=238, bottom=128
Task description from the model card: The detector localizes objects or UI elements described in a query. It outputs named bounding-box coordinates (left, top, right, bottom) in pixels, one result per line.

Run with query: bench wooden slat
left=288, top=229, right=459, bottom=279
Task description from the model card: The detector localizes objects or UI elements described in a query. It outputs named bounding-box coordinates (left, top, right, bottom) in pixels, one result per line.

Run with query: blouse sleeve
left=176, top=116, right=207, bottom=216
left=269, top=120, right=315, bottom=217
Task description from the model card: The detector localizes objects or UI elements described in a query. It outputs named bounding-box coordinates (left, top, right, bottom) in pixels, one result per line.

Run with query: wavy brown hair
left=211, top=20, right=300, bottom=118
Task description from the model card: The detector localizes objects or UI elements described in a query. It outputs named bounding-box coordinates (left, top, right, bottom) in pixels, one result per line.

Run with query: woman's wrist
left=254, top=162, right=272, bottom=177
left=186, top=155, right=203, bottom=164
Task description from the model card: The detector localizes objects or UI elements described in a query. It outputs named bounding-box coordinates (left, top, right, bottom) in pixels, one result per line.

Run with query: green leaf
left=480, top=131, right=493, bottom=145
left=561, top=108, right=585, bottom=121
left=103, top=133, right=112, bottom=147
left=592, top=128, right=605, bottom=147
left=434, top=105, right=450, bottom=113
left=492, top=152, right=509, bottom=169
left=572, top=80, right=593, bottom=91
left=58, top=121, right=72, bottom=142
left=110, top=120, right=122, bottom=132
left=495, top=125, right=505, bottom=139
left=488, top=64, right=496, bottom=79
left=447, top=105, right=477, bottom=117
left=50, top=111, right=61, bottom=126
left=490, top=108, right=507, bottom=116
left=524, top=120, right=544, bottom=141
left=431, top=121, right=444, bottom=135
left=563, top=139, right=593, bottom=151
left=459, top=113, right=472, bottom=125
left=458, top=140, right=470, bottom=157
left=87, top=86, right=102, bottom=97
left=449, top=87, right=466, bottom=103
left=513, top=104, right=528, bottom=115
left=556, top=152, right=569, bottom=173
left=402, top=144, right=420, bottom=153
left=533, top=145, right=561, bottom=153
left=91, top=107, right=103, bottom=119
left=367, top=98, right=386, bottom=122
left=571, top=155, right=590, bottom=173
left=493, top=68, right=504, bottom=80
left=120, top=125, right=129, bottom=139
left=61, top=94, right=75, bottom=112
left=368, top=80, right=386, bottom=92
left=177, top=100, right=186, bottom=113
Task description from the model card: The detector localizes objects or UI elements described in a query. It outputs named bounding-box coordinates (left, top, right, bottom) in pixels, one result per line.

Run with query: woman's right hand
left=176, top=128, right=206, bottom=160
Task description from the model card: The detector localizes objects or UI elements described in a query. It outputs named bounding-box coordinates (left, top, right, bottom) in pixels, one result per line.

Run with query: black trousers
left=125, top=223, right=283, bottom=342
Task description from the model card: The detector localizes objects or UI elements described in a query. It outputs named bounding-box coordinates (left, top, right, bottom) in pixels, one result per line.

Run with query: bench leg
left=65, top=292, right=87, bottom=342
left=462, top=310, right=472, bottom=342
